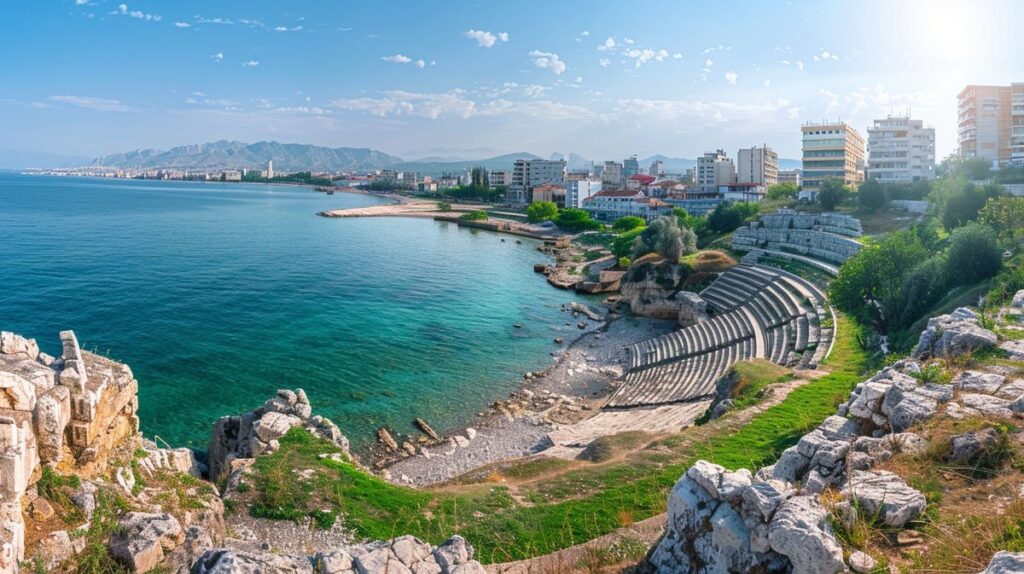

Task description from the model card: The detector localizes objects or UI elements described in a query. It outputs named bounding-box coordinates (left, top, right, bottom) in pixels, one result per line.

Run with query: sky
left=1, top=0, right=1022, bottom=162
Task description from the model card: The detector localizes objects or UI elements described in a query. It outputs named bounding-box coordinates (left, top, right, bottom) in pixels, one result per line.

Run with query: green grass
left=726, top=360, right=794, bottom=411
left=244, top=315, right=869, bottom=563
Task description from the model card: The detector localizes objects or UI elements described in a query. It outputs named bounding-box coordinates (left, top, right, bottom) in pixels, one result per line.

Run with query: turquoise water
left=0, top=173, right=588, bottom=451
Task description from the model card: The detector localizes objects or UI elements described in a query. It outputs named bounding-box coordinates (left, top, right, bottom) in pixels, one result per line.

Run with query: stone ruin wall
left=731, top=209, right=864, bottom=265
left=0, top=330, right=139, bottom=572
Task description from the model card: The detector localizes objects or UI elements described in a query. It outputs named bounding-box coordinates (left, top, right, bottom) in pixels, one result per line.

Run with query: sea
left=0, top=172, right=593, bottom=452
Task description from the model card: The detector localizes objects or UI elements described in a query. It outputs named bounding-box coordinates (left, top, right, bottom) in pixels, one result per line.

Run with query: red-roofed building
left=582, top=189, right=674, bottom=222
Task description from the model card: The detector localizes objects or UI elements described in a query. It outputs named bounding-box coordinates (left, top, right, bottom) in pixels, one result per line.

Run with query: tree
left=706, top=202, right=759, bottom=234
left=817, top=178, right=848, bottom=211
left=470, top=166, right=489, bottom=188
left=612, top=216, right=646, bottom=233
left=857, top=179, right=888, bottom=211
left=437, top=200, right=452, bottom=212
left=828, top=230, right=930, bottom=333
left=526, top=201, right=558, bottom=223
left=612, top=227, right=646, bottom=258
left=944, top=223, right=1003, bottom=285
left=630, top=215, right=696, bottom=262
left=939, top=182, right=1002, bottom=230
left=766, top=182, right=798, bottom=200
left=554, top=208, right=603, bottom=232
left=979, top=196, right=1024, bottom=248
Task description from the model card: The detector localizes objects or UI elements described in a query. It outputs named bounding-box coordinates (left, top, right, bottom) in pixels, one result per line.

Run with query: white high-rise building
left=508, top=159, right=566, bottom=205
left=648, top=160, right=665, bottom=176
left=266, top=160, right=274, bottom=179
left=867, top=115, right=936, bottom=182
left=602, top=161, right=624, bottom=186
left=696, top=150, right=736, bottom=197
left=736, top=145, right=779, bottom=187
left=565, top=179, right=603, bottom=208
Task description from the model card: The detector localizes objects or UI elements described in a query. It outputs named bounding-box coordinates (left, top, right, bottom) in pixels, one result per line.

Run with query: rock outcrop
left=0, top=329, right=140, bottom=572
left=208, top=389, right=349, bottom=480
left=191, top=534, right=486, bottom=574
left=912, top=307, right=998, bottom=359
left=619, top=257, right=708, bottom=326
left=731, top=209, right=863, bottom=265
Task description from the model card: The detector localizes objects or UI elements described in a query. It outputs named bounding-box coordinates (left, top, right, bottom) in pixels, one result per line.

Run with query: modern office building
left=602, top=160, right=624, bottom=186
left=696, top=149, right=736, bottom=197
left=648, top=159, right=665, bottom=176
left=508, top=159, right=566, bottom=205
left=866, top=115, right=936, bottom=182
left=958, top=83, right=1024, bottom=167
left=623, top=155, right=640, bottom=178
left=736, top=145, right=779, bottom=187
left=801, top=122, right=865, bottom=193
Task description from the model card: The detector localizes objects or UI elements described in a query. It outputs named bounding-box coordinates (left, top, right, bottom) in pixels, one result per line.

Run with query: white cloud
left=574, top=76, right=584, bottom=84
left=382, top=54, right=412, bottom=64
left=274, top=25, right=303, bottom=32
left=415, top=59, right=426, bottom=68
left=580, top=30, right=590, bottom=37
left=617, top=97, right=799, bottom=123
left=672, top=52, right=683, bottom=60
left=111, top=3, right=161, bottom=21
left=48, top=95, right=130, bottom=112
left=523, top=84, right=547, bottom=98
left=623, top=37, right=635, bottom=45
left=724, top=71, right=738, bottom=84
left=597, top=37, right=616, bottom=51
left=625, top=48, right=669, bottom=68
left=763, top=79, right=772, bottom=87
left=332, top=90, right=596, bottom=121
left=813, top=49, right=840, bottom=62
left=211, top=52, right=224, bottom=62
left=704, top=59, right=714, bottom=68
left=796, top=60, right=805, bottom=70
left=464, top=29, right=509, bottom=48
left=598, top=58, right=611, bottom=68
left=74, top=0, right=89, bottom=4
left=174, top=22, right=190, bottom=28
left=196, top=16, right=233, bottom=25
left=529, top=50, right=566, bottom=75
left=242, top=60, right=259, bottom=67
left=192, top=91, right=206, bottom=97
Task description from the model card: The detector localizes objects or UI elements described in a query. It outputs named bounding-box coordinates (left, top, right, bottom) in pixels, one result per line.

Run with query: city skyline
left=1, top=0, right=1021, bottom=161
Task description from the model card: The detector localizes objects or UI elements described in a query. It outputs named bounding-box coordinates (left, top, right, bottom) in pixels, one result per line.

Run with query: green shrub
left=817, top=177, right=850, bottom=211
left=944, top=223, right=1003, bottom=285
left=617, top=256, right=631, bottom=268
left=437, top=200, right=452, bottom=212
left=630, top=216, right=696, bottom=261
left=526, top=201, right=558, bottom=223
left=458, top=210, right=488, bottom=222
left=612, top=216, right=646, bottom=232
left=857, top=179, right=889, bottom=211
left=612, top=227, right=645, bottom=258
left=554, top=208, right=603, bottom=232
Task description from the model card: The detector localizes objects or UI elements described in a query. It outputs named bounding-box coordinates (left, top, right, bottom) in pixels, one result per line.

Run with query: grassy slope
left=243, top=315, right=867, bottom=563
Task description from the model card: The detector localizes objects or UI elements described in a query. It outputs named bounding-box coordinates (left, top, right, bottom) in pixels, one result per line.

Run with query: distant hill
left=91, top=140, right=403, bottom=172
left=394, top=152, right=542, bottom=175
left=779, top=158, right=801, bottom=171
left=641, top=155, right=696, bottom=173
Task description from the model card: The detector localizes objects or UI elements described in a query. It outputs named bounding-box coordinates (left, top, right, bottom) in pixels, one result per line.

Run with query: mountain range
left=74, top=140, right=801, bottom=176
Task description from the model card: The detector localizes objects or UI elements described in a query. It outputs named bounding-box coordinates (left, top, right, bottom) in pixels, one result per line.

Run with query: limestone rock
left=109, top=512, right=184, bottom=573
left=912, top=307, right=998, bottom=359
left=433, top=535, right=474, bottom=571
left=979, top=551, right=1024, bottom=573
left=190, top=549, right=314, bottom=573
left=33, top=529, right=74, bottom=571
left=28, top=497, right=54, bottom=521
left=767, top=496, right=845, bottom=574
left=843, top=470, right=926, bottom=528
left=848, top=550, right=876, bottom=573
left=1012, top=290, right=1024, bottom=308
left=949, top=428, right=1001, bottom=465
left=208, top=388, right=350, bottom=481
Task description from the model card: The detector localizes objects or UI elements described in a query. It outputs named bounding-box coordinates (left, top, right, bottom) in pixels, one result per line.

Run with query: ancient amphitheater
left=606, top=210, right=863, bottom=410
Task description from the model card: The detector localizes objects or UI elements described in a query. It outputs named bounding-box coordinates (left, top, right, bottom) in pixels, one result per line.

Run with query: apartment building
left=648, top=160, right=665, bottom=176
left=488, top=169, right=510, bottom=188
left=623, top=155, right=640, bottom=178
left=801, top=122, right=865, bottom=193
left=582, top=190, right=673, bottom=222
left=696, top=149, right=736, bottom=197
left=867, top=115, right=936, bottom=182
left=565, top=179, right=603, bottom=208
left=958, top=83, right=1024, bottom=167
left=778, top=169, right=801, bottom=187
left=737, top=145, right=779, bottom=187
left=602, top=160, right=624, bottom=186
left=507, top=159, right=566, bottom=205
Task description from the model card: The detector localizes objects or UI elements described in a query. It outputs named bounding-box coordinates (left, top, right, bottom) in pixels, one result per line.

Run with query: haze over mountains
left=9, top=140, right=801, bottom=175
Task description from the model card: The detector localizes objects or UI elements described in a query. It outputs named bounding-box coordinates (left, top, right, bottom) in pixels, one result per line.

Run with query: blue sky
left=1, top=0, right=1022, bottom=161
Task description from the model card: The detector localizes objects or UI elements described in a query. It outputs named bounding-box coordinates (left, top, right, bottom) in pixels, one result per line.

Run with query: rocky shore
left=373, top=307, right=677, bottom=486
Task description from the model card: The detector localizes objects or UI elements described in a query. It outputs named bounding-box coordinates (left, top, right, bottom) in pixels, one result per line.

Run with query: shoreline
left=371, top=311, right=680, bottom=487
